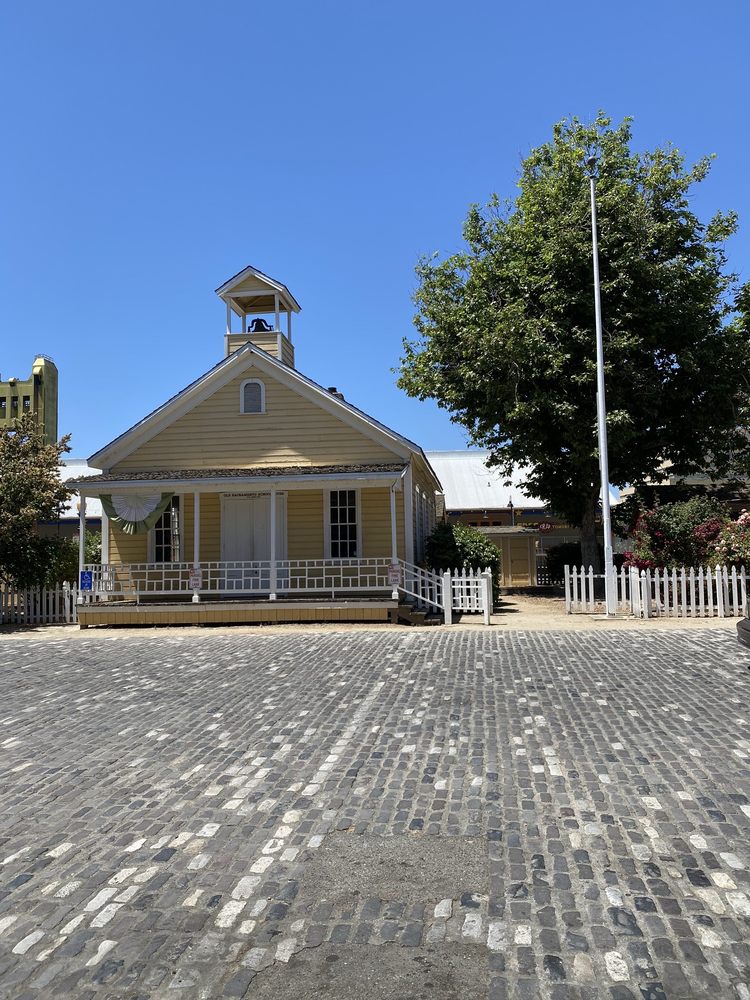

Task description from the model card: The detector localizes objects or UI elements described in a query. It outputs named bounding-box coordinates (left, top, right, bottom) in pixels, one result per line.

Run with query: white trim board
left=74, top=471, right=405, bottom=495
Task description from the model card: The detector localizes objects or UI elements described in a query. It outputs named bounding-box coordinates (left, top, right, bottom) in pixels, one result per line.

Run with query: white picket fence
left=0, top=583, right=79, bottom=625
left=564, top=564, right=747, bottom=619
left=441, top=567, right=493, bottom=625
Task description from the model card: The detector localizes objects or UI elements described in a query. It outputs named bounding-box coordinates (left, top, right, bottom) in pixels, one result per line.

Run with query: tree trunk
left=580, top=497, right=601, bottom=573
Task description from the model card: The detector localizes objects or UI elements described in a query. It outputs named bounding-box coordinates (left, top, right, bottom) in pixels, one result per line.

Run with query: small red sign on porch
left=189, top=568, right=203, bottom=590
left=388, top=564, right=401, bottom=586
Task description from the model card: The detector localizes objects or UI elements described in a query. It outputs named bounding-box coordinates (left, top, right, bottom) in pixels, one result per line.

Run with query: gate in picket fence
left=0, top=583, right=79, bottom=625
left=564, top=564, right=747, bottom=618
left=441, top=567, right=493, bottom=625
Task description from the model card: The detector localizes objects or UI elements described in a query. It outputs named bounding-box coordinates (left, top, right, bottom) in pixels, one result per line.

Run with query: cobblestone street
left=0, top=627, right=749, bottom=999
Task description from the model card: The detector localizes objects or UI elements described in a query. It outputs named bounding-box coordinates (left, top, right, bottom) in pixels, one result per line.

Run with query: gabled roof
left=215, top=265, right=301, bottom=316
left=89, top=342, right=435, bottom=475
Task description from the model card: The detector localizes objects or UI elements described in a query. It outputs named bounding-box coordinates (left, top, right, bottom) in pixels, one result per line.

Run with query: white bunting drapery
left=100, top=492, right=174, bottom=535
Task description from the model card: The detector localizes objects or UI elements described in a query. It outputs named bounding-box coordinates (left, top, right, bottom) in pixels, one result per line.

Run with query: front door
left=221, top=494, right=287, bottom=590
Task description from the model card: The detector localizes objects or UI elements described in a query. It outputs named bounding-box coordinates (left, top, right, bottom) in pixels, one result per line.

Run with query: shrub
left=424, top=523, right=501, bottom=577
left=624, top=497, right=729, bottom=569
left=710, top=514, right=750, bottom=568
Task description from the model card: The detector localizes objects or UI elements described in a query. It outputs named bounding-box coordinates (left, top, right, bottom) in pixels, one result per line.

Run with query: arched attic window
left=240, top=379, right=265, bottom=414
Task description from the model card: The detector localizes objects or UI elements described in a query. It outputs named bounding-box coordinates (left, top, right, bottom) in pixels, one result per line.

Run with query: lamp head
left=585, top=154, right=598, bottom=175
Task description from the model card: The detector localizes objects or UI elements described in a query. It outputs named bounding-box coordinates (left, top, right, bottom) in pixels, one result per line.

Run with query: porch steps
left=393, top=603, right=443, bottom=627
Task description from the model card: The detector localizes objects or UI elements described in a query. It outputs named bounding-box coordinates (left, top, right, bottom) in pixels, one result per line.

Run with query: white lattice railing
left=85, top=562, right=272, bottom=598
left=276, top=559, right=392, bottom=595
left=83, top=559, right=394, bottom=600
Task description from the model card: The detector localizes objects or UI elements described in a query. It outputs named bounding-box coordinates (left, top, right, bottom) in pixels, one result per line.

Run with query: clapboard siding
left=109, top=523, right=147, bottom=564
left=108, top=488, right=401, bottom=565
left=287, top=491, right=324, bottom=559
left=361, top=488, right=404, bottom=559
left=113, top=368, right=399, bottom=472
left=182, top=493, right=221, bottom=562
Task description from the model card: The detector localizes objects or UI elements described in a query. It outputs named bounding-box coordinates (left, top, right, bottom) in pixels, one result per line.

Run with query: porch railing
left=84, top=559, right=394, bottom=600
left=80, top=559, right=493, bottom=624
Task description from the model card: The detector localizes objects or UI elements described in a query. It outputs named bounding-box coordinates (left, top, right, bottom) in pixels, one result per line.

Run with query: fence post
left=442, top=571, right=452, bottom=625
left=640, top=570, right=652, bottom=618
left=564, top=566, right=571, bottom=614
left=716, top=567, right=725, bottom=617
left=482, top=569, right=492, bottom=625
left=629, top=567, right=640, bottom=617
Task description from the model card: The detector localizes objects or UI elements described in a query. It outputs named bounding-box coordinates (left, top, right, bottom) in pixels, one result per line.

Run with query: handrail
left=397, top=559, right=444, bottom=611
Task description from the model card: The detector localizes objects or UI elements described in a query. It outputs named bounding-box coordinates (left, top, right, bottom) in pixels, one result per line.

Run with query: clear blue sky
left=2, top=1, right=748, bottom=461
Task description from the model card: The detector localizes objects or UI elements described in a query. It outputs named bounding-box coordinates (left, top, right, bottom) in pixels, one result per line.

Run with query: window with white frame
left=240, top=379, right=265, bottom=414
left=151, top=497, right=181, bottom=563
left=328, top=489, right=358, bottom=558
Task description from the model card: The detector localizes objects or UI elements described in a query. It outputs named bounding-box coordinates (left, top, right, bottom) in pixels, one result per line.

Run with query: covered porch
left=73, top=464, right=438, bottom=622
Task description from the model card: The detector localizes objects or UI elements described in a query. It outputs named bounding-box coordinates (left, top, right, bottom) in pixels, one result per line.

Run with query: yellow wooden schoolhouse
left=71, top=266, right=444, bottom=627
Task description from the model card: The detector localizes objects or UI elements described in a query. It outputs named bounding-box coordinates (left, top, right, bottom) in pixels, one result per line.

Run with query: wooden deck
left=77, top=598, right=397, bottom=628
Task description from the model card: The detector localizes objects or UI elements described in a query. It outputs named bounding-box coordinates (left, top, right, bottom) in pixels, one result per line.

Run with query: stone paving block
left=0, top=628, right=747, bottom=998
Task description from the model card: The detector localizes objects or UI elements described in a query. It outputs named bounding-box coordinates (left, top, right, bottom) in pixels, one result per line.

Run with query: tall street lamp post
left=586, top=155, right=617, bottom=616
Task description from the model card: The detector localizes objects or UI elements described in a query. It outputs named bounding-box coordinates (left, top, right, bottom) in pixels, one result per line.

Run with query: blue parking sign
left=80, top=570, right=93, bottom=591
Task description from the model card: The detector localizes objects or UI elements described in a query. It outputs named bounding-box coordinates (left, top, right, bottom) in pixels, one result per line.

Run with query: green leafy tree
left=45, top=531, right=101, bottom=585
left=398, top=114, right=750, bottom=569
left=0, top=414, right=72, bottom=587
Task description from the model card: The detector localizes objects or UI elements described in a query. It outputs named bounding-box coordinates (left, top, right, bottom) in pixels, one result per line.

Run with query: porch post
left=192, top=491, right=201, bottom=603
left=274, top=293, right=280, bottom=331
left=77, top=493, right=86, bottom=604
left=100, top=507, right=110, bottom=603
left=269, top=489, right=277, bottom=600
left=390, top=484, right=399, bottom=600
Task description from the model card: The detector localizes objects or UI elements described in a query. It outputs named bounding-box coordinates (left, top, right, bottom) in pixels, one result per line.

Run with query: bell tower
left=216, top=266, right=301, bottom=368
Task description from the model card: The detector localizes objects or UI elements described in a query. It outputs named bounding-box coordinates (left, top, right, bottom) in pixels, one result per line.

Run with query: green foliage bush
left=424, top=523, right=501, bottom=576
